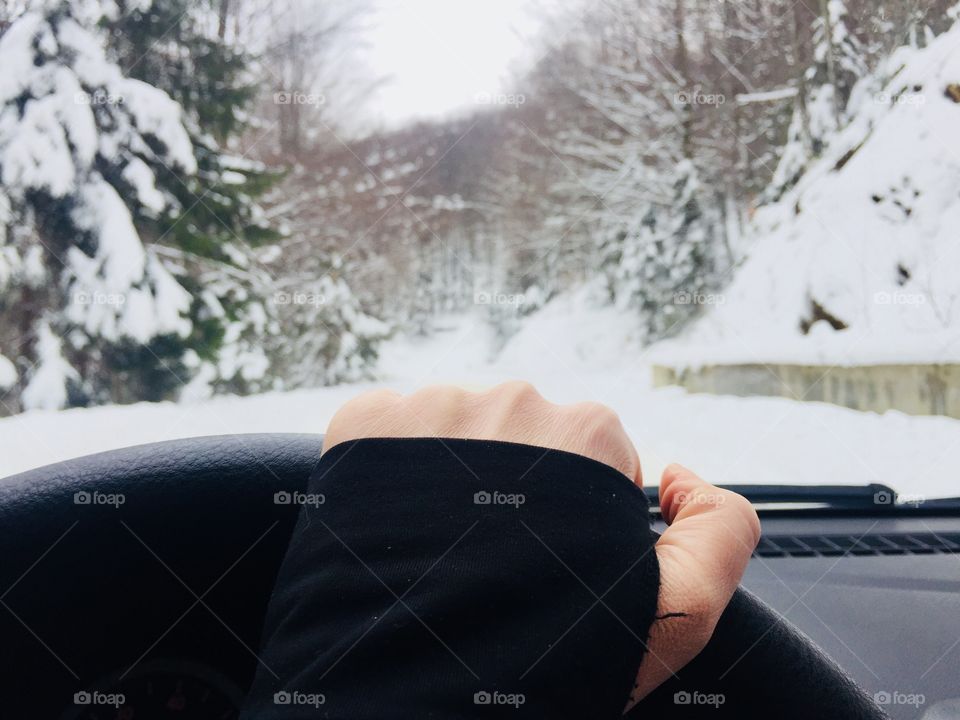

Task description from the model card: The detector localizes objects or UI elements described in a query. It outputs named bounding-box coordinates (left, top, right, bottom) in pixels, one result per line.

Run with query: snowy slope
left=2, top=304, right=960, bottom=500
left=654, top=25, right=960, bottom=368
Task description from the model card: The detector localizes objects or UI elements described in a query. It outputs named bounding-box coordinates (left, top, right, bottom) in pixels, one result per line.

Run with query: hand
left=625, top=463, right=760, bottom=709
left=323, top=381, right=641, bottom=480
left=323, top=381, right=761, bottom=708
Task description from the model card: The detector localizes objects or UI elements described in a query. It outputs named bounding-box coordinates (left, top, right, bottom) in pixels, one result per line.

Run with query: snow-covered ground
left=2, top=291, right=959, bottom=499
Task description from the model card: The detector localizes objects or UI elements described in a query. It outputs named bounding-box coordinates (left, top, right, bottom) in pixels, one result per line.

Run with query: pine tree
left=0, top=0, right=198, bottom=410
left=105, top=0, right=287, bottom=397
left=121, top=0, right=390, bottom=395
left=0, top=0, right=280, bottom=411
left=610, top=161, right=718, bottom=339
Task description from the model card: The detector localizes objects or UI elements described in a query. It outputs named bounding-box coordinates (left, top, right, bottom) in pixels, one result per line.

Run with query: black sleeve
left=240, top=437, right=660, bottom=719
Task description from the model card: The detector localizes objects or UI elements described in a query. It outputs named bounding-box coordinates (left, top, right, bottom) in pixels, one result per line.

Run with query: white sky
left=362, top=0, right=547, bottom=126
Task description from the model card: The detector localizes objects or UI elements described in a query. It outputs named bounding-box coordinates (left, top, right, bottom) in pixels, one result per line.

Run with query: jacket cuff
left=244, top=437, right=660, bottom=719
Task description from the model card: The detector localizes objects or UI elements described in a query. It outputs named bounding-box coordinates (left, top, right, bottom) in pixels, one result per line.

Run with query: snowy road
left=2, top=306, right=959, bottom=499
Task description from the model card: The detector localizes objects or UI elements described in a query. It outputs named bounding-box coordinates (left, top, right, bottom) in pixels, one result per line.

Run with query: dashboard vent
left=755, top=533, right=960, bottom=557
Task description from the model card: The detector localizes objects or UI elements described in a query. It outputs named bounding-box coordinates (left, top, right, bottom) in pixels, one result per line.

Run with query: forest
left=0, top=0, right=956, bottom=413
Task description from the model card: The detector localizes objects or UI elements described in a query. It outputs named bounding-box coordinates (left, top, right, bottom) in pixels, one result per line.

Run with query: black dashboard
left=736, top=515, right=960, bottom=720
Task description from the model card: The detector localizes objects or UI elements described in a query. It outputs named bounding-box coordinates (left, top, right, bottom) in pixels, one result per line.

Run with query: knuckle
left=488, top=381, right=545, bottom=414
left=571, top=401, right=622, bottom=432
left=727, top=492, right=761, bottom=545
left=568, top=402, right=637, bottom=477
left=494, top=380, right=541, bottom=401
left=725, top=490, right=752, bottom=514
left=662, top=463, right=687, bottom=484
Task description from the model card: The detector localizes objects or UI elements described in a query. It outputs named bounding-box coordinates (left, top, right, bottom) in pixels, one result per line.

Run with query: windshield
left=0, top=0, right=957, bottom=502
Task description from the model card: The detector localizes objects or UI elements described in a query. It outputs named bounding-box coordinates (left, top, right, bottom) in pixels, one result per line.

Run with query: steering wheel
left=0, top=435, right=884, bottom=719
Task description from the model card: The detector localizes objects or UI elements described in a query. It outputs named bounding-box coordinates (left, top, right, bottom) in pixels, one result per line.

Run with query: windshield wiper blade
left=719, top=483, right=898, bottom=509
left=643, top=483, right=945, bottom=510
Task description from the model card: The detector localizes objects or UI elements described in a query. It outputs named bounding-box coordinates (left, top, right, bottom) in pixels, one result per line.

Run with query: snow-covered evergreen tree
left=106, top=0, right=286, bottom=399
left=262, top=269, right=388, bottom=390
left=606, top=161, right=719, bottom=339
left=0, top=0, right=199, bottom=410
left=0, top=0, right=282, bottom=411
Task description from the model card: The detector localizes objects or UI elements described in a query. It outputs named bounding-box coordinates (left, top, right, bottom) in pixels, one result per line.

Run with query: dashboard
left=738, top=515, right=960, bottom=720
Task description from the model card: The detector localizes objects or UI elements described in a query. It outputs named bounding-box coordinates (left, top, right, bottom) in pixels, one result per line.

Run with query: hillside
left=654, top=23, right=960, bottom=368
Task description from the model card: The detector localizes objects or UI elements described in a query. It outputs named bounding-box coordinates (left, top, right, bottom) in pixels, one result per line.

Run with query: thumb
left=625, top=463, right=760, bottom=709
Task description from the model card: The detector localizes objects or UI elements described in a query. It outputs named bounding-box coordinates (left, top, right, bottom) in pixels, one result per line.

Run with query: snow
left=66, top=181, right=192, bottom=344
left=147, top=254, right=193, bottom=338
left=116, top=78, right=196, bottom=173
left=2, top=300, right=959, bottom=501
left=20, top=322, right=77, bottom=411
left=0, top=0, right=200, bottom=361
left=22, top=245, right=45, bottom=286
left=736, top=87, right=799, bottom=105
left=0, top=6, right=199, bottom=206
left=654, top=24, right=960, bottom=369
left=0, top=73, right=84, bottom=196
left=0, top=353, right=16, bottom=390
left=494, top=284, right=645, bottom=376
left=0, top=12, right=46, bottom=104
left=72, top=175, right=146, bottom=290
left=122, top=157, right=166, bottom=214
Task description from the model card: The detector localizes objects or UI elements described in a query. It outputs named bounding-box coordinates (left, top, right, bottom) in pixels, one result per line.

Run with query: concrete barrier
left=652, top=363, right=960, bottom=419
